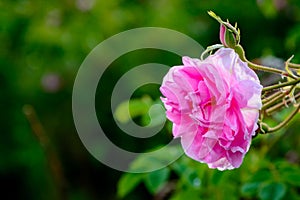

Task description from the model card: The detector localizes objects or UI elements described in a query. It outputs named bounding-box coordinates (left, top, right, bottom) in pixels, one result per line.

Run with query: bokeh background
left=1, top=0, right=300, bottom=199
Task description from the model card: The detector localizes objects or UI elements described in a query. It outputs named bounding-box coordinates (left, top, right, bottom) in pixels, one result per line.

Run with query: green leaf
left=241, top=182, right=260, bottom=197
left=117, top=173, right=145, bottom=198
left=171, top=156, right=208, bottom=189
left=257, top=0, right=278, bottom=19
left=144, top=168, right=170, bottom=194
left=114, top=96, right=152, bottom=124
left=185, top=170, right=201, bottom=188
left=129, top=145, right=183, bottom=172
left=141, top=101, right=166, bottom=127
left=180, top=167, right=201, bottom=188
left=281, top=168, right=300, bottom=187
left=211, top=170, right=224, bottom=185
left=241, top=169, right=274, bottom=198
left=258, top=182, right=286, bottom=200
left=170, top=188, right=202, bottom=200
left=225, top=28, right=237, bottom=48
left=249, top=169, right=273, bottom=183
left=171, top=161, right=186, bottom=176
left=276, top=161, right=300, bottom=187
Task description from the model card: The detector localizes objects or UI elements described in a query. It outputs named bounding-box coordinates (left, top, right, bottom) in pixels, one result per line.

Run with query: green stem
left=264, top=103, right=300, bottom=133
left=200, top=44, right=224, bottom=60
left=285, top=56, right=299, bottom=79
left=234, top=45, right=293, bottom=78
left=262, top=91, right=286, bottom=110
left=207, top=11, right=240, bottom=43
left=247, top=60, right=289, bottom=76
left=262, top=90, right=284, bottom=104
left=266, top=92, right=300, bottom=115
left=288, top=62, right=300, bottom=69
left=262, top=78, right=300, bottom=92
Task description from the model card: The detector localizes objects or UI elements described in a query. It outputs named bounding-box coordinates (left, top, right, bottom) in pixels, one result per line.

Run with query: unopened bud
left=219, top=24, right=238, bottom=48
left=208, top=11, right=240, bottom=48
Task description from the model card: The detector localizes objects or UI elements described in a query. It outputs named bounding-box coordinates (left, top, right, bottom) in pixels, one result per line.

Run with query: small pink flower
left=160, top=48, right=262, bottom=170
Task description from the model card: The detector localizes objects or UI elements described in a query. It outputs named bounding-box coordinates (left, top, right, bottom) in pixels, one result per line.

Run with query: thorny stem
left=262, top=91, right=288, bottom=110
left=234, top=45, right=294, bottom=78
left=234, top=44, right=300, bottom=134
left=262, top=78, right=300, bottom=92
left=247, top=60, right=290, bottom=77
left=262, top=90, right=285, bottom=104
left=266, top=92, right=300, bottom=115
left=288, top=62, right=300, bottom=69
left=261, top=103, right=300, bottom=133
left=233, top=44, right=300, bottom=133
left=285, top=56, right=299, bottom=79
left=207, top=11, right=300, bottom=134
left=200, top=44, right=224, bottom=60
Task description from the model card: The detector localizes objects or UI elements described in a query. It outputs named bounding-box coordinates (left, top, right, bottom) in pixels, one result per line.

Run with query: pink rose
left=160, top=48, right=262, bottom=170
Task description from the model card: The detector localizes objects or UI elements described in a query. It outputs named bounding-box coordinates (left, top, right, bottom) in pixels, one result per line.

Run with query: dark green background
left=1, top=0, right=300, bottom=199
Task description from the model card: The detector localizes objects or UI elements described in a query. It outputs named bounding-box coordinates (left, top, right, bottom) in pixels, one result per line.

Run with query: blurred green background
left=1, top=0, right=300, bottom=199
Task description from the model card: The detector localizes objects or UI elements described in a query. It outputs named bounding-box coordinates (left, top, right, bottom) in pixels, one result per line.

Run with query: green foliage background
left=1, top=0, right=300, bottom=199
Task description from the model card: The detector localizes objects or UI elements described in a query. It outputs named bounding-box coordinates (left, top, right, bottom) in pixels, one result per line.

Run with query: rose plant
left=160, top=11, right=300, bottom=170
left=117, top=10, right=300, bottom=200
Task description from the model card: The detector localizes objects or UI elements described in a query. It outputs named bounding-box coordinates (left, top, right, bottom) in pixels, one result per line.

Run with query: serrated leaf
left=258, top=182, right=286, bottom=200
left=144, top=168, right=170, bottom=194
left=117, top=173, right=145, bottom=198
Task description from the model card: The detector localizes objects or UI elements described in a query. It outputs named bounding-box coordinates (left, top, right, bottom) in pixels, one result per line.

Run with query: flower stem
left=234, top=45, right=294, bottom=78
left=288, top=62, right=300, bottom=69
left=262, top=78, right=300, bottom=92
left=264, top=103, right=300, bottom=133
left=262, top=91, right=287, bottom=110
left=266, top=92, right=300, bottom=115
left=285, top=56, right=299, bottom=79
left=262, top=90, right=284, bottom=104
left=200, top=44, right=224, bottom=60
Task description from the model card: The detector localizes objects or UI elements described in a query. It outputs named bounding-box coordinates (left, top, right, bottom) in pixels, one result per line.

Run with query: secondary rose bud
left=208, top=11, right=240, bottom=48
left=219, top=24, right=238, bottom=48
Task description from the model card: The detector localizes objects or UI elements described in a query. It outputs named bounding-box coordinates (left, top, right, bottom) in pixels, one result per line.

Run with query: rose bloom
left=160, top=48, right=262, bottom=170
